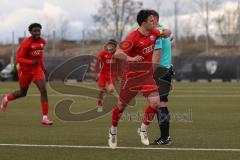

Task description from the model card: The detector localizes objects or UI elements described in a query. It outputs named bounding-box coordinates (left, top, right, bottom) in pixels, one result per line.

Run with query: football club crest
left=150, top=35, right=155, bottom=41
left=206, top=60, right=218, bottom=75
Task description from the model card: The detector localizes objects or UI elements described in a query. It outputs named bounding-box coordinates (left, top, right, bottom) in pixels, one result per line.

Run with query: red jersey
left=16, top=36, right=46, bottom=73
left=121, top=29, right=161, bottom=62
left=120, top=29, right=161, bottom=76
left=95, top=50, right=115, bottom=75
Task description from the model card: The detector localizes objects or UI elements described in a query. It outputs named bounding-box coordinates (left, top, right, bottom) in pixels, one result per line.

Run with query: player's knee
left=107, top=86, right=114, bottom=93
left=150, top=99, right=160, bottom=109
left=160, top=102, right=168, bottom=107
left=98, top=87, right=106, bottom=93
left=148, top=96, right=160, bottom=108
left=152, top=103, right=159, bottom=109
left=117, top=101, right=127, bottom=111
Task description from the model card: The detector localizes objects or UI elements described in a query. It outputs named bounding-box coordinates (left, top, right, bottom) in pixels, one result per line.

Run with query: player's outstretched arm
left=94, top=52, right=103, bottom=73
left=160, top=29, right=172, bottom=38
left=114, top=49, right=144, bottom=62
left=114, top=49, right=128, bottom=61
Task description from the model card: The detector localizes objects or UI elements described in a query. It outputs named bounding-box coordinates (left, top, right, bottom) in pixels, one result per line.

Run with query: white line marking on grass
left=1, top=93, right=240, bottom=98
left=0, top=144, right=240, bottom=152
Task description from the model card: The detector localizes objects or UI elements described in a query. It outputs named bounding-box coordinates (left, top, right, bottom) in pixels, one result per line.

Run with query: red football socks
left=42, top=102, right=49, bottom=116
left=143, top=105, right=157, bottom=125
left=7, top=93, right=15, bottom=101
left=112, top=106, right=124, bottom=127
left=98, top=99, right=103, bottom=107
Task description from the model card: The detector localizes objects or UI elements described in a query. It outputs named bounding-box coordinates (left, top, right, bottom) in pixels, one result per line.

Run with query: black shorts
left=153, top=66, right=174, bottom=102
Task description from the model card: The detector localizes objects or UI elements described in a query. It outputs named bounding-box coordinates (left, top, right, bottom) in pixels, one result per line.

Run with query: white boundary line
left=0, top=144, right=240, bottom=152
left=1, top=93, right=240, bottom=98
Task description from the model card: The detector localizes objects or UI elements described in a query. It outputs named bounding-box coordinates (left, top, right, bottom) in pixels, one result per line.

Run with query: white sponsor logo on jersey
left=150, top=35, right=155, bottom=41
left=32, top=50, right=42, bottom=55
left=142, top=44, right=155, bottom=55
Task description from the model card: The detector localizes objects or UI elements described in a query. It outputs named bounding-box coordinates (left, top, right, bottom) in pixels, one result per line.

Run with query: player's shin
left=141, top=105, right=157, bottom=131
left=111, top=105, right=124, bottom=134
left=157, top=107, right=170, bottom=140
left=41, top=102, right=53, bottom=125
left=97, top=91, right=104, bottom=112
left=98, top=99, right=103, bottom=107
left=108, top=105, right=124, bottom=149
left=42, top=102, right=49, bottom=117
left=7, top=93, right=15, bottom=101
left=138, top=105, right=157, bottom=146
left=6, top=90, right=26, bottom=102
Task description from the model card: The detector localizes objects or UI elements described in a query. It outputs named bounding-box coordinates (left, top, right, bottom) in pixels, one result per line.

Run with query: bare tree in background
left=193, top=0, right=219, bottom=54
left=217, top=4, right=240, bottom=46
left=182, top=16, right=195, bottom=42
left=44, top=16, right=55, bottom=40
left=59, top=19, right=69, bottom=40
left=44, top=16, right=69, bottom=41
left=44, top=16, right=70, bottom=56
left=93, top=0, right=143, bottom=41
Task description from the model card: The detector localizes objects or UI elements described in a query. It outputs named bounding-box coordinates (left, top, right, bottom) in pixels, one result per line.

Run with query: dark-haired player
left=108, top=10, right=171, bottom=149
left=1, top=23, right=53, bottom=125
left=95, top=39, right=117, bottom=112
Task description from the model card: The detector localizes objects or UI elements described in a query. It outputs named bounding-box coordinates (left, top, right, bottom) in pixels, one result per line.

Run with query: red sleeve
left=153, top=29, right=171, bottom=38
left=16, top=40, right=33, bottom=65
left=94, top=51, right=104, bottom=73
left=152, top=29, right=162, bottom=38
left=120, top=33, right=135, bottom=55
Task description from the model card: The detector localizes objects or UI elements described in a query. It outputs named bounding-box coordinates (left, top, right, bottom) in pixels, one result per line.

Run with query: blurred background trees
left=92, top=0, right=143, bottom=42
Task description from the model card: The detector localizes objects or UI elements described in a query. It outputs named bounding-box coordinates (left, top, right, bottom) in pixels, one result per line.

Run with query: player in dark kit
left=108, top=10, right=171, bottom=149
left=0, top=23, right=53, bottom=125
left=151, top=10, right=174, bottom=145
left=95, top=39, right=117, bottom=112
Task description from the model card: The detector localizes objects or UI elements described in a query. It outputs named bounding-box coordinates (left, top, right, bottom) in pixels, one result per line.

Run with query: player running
left=108, top=10, right=171, bottom=149
left=151, top=10, right=174, bottom=145
left=0, top=23, right=53, bottom=126
left=95, top=39, right=117, bottom=112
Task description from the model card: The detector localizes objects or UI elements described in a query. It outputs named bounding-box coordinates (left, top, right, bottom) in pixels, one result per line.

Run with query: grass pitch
left=0, top=82, right=240, bottom=160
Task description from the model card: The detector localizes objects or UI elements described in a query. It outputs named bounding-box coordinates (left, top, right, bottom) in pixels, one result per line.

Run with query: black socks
left=157, top=107, right=170, bottom=140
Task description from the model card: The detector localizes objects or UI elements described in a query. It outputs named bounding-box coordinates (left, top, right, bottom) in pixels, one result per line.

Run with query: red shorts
left=119, top=73, right=158, bottom=105
left=18, top=68, right=45, bottom=88
left=98, top=73, right=114, bottom=89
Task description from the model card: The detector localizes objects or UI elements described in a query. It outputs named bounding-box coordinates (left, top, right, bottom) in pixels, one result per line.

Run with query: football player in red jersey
left=108, top=10, right=171, bottom=149
left=95, top=39, right=117, bottom=112
left=0, top=23, right=53, bottom=126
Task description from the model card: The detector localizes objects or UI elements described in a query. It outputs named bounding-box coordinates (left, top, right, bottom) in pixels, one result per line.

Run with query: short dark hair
left=28, top=23, right=42, bottom=31
left=150, top=10, right=159, bottom=20
left=137, top=9, right=153, bottom=26
left=107, top=39, right=117, bottom=47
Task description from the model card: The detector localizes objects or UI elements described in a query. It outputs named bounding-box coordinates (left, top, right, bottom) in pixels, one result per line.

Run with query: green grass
left=0, top=82, right=240, bottom=160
